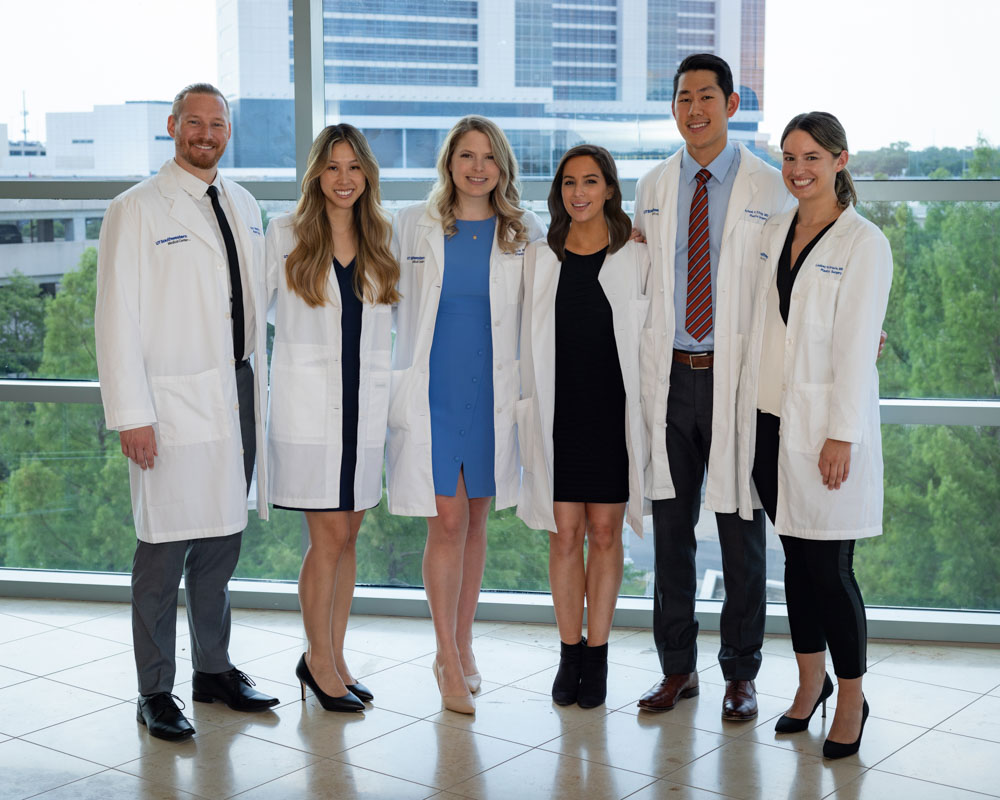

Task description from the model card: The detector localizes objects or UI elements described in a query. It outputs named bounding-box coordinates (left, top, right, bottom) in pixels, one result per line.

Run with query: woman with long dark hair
left=266, top=124, right=399, bottom=712
left=517, top=144, right=649, bottom=708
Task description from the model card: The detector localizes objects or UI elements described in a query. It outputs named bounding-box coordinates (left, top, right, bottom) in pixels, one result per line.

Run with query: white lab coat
left=515, top=240, right=651, bottom=535
left=735, top=205, right=893, bottom=539
left=387, top=202, right=546, bottom=517
left=264, top=214, right=392, bottom=510
left=635, top=144, right=792, bottom=511
left=95, top=158, right=269, bottom=544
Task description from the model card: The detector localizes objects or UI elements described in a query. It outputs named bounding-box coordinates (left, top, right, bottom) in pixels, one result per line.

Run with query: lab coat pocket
left=269, top=341, right=331, bottom=444
left=515, top=397, right=536, bottom=473
left=631, top=298, right=651, bottom=339
left=782, top=382, right=832, bottom=455
left=799, top=275, right=840, bottom=332
left=387, top=366, right=415, bottom=433
left=151, top=368, right=229, bottom=447
left=365, top=362, right=391, bottom=445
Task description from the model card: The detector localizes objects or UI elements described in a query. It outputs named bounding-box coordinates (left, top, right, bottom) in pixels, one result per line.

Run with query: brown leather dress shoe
left=637, top=671, right=699, bottom=712
left=722, top=679, right=758, bottom=720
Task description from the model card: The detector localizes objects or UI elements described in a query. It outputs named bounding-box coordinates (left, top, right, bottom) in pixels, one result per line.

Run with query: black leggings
left=753, top=411, right=867, bottom=679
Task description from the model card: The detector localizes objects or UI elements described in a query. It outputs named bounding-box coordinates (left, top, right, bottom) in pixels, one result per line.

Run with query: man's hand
left=629, top=227, right=647, bottom=244
left=120, top=425, right=158, bottom=470
left=877, top=329, right=887, bottom=359
left=818, top=438, right=851, bottom=490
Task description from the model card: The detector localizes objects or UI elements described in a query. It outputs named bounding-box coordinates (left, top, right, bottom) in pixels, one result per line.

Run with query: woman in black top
left=516, top=144, right=649, bottom=708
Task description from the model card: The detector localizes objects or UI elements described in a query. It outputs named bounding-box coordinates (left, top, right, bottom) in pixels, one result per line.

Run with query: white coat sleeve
left=390, top=213, right=402, bottom=334
left=264, top=220, right=283, bottom=321
left=637, top=241, right=652, bottom=299
left=633, top=175, right=652, bottom=238
left=95, top=198, right=156, bottom=431
left=828, top=230, right=893, bottom=443
left=518, top=242, right=538, bottom=397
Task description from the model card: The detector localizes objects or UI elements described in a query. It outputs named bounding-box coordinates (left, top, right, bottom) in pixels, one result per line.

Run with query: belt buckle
left=688, top=353, right=709, bottom=370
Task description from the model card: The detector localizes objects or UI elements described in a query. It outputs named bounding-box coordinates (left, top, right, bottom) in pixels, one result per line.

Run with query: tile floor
left=1, top=597, right=998, bottom=799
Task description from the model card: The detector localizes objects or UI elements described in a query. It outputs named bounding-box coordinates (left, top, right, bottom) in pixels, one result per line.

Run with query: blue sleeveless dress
left=427, top=217, right=497, bottom=498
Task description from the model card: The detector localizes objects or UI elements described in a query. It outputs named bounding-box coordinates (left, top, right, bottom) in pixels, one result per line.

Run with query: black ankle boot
left=551, top=638, right=586, bottom=706
left=577, top=641, right=609, bottom=709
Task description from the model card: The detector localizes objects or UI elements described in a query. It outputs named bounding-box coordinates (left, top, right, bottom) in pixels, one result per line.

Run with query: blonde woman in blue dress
left=389, top=116, right=545, bottom=713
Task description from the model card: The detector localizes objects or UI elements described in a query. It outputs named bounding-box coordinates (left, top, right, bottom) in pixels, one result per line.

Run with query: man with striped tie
left=633, top=54, right=792, bottom=720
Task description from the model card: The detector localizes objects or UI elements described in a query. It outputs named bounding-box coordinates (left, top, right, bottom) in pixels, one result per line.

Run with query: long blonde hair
left=426, top=116, right=527, bottom=253
left=286, top=124, right=400, bottom=306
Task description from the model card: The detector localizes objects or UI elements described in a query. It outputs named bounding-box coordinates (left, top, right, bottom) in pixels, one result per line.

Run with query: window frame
left=1, top=0, right=998, bottom=643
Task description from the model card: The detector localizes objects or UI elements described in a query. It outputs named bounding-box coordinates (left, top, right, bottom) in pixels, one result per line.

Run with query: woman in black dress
left=265, top=124, right=399, bottom=712
left=517, top=144, right=649, bottom=707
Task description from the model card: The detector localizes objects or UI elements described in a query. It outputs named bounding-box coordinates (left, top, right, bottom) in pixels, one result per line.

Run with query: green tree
left=0, top=271, right=47, bottom=376
left=856, top=138, right=1000, bottom=609
left=1, top=247, right=136, bottom=570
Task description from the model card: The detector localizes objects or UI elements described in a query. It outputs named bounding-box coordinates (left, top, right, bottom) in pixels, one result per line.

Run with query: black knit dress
left=552, top=246, right=629, bottom=503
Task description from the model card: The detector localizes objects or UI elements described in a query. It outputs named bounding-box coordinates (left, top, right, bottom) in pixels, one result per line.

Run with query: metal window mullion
left=292, top=0, right=324, bottom=191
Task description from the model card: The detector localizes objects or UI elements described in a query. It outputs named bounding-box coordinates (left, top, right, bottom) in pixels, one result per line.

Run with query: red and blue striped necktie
left=685, top=168, right=713, bottom=342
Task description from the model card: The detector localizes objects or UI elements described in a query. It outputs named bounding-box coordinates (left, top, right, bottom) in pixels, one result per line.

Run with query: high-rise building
left=218, top=0, right=767, bottom=178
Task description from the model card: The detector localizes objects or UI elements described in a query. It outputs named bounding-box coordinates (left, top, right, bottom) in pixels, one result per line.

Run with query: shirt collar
left=681, top=141, right=738, bottom=185
left=169, top=157, right=222, bottom=200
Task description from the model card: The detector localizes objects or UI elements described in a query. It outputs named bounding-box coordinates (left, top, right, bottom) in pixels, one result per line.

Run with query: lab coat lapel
left=160, top=170, right=226, bottom=261
left=221, top=178, right=262, bottom=308
left=721, top=144, right=758, bottom=251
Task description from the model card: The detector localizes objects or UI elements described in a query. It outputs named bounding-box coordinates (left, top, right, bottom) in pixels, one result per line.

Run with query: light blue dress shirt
left=673, top=141, right=741, bottom=352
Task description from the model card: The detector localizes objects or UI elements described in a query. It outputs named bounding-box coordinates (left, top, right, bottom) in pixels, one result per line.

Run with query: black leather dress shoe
left=137, top=693, right=195, bottom=741
left=192, top=668, right=279, bottom=711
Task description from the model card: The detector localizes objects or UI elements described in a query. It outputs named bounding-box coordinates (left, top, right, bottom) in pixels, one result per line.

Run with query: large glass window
left=0, top=1, right=294, bottom=178
left=2, top=0, right=999, bottom=624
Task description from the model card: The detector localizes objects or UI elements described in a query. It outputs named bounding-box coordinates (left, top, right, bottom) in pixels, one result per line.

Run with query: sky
left=1, top=0, right=998, bottom=153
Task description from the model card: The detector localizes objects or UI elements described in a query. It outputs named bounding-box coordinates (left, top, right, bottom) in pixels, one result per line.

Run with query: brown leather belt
left=672, top=349, right=714, bottom=369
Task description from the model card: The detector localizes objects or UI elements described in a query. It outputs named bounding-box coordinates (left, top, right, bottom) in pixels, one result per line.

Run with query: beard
left=177, top=138, right=225, bottom=171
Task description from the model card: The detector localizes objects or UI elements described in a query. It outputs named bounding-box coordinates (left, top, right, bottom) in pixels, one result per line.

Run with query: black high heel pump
left=823, top=697, right=869, bottom=759
left=775, top=673, right=834, bottom=733
left=295, top=654, right=364, bottom=713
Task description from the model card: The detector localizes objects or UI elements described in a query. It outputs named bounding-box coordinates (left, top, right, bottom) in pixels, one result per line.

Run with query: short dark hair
left=672, top=53, right=734, bottom=101
left=547, top=144, right=632, bottom=262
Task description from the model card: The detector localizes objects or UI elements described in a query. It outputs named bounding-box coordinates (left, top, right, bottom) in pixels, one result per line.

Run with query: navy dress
left=275, top=256, right=362, bottom=512
left=428, top=218, right=497, bottom=498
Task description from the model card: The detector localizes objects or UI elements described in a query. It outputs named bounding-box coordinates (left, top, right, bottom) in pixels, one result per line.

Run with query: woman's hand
left=818, top=438, right=851, bottom=490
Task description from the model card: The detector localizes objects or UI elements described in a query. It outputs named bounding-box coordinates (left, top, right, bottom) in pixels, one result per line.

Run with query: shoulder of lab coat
left=95, top=177, right=160, bottom=431
left=824, top=205, right=893, bottom=443
left=634, top=148, right=683, bottom=236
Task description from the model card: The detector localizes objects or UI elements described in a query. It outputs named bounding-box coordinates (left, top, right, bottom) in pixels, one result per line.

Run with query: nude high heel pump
left=433, top=660, right=476, bottom=714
